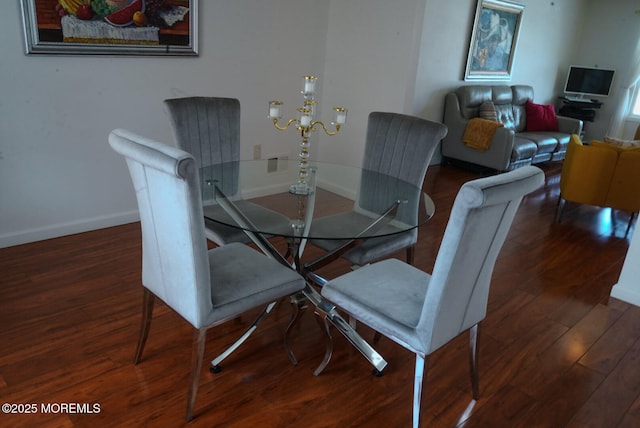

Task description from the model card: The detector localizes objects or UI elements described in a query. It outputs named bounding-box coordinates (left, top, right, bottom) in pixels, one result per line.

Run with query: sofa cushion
left=457, top=86, right=494, bottom=119
left=549, top=132, right=571, bottom=153
left=512, top=85, right=534, bottom=105
left=518, top=132, right=559, bottom=154
left=511, top=85, right=534, bottom=132
left=525, top=101, right=559, bottom=132
left=494, top=104, right=516, bottom=130
left=511, top=137, right=538, bottom=161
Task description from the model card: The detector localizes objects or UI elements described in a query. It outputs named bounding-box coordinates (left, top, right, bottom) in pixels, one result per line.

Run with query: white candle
left=304, top=81, right=315, bottom=94
left=303, top=76, right=317, bottom=95
left=269, top=101, right=282, bottom=118
left=334, top=108, right=347, bottom=125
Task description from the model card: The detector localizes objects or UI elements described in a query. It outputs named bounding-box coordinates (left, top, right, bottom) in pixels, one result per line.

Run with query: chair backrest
left=109, top=129, right=212, bottom=329
left=164, top=96, right=241, bottom=197
left=561, top=134, right=617, bottom=206
left=357, top=112, right=448, bottom=224
left=418, top=166, right=544, bottom=353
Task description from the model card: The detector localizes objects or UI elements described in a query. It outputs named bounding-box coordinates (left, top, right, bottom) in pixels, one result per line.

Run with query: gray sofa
left=442, top=85, right=583, bottom=171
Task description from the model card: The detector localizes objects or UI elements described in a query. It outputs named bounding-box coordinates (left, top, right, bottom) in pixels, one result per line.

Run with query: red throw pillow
left=525, top=100, right=559, bottom=132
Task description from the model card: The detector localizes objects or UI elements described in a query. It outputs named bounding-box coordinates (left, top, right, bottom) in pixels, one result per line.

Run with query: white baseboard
left=241, top=179, right=357, bottom=201
left=317, top=178, right=357, bottom=200
left=610, top=283, right=640, bottom=308
left=0, top=210, right=139, bottom=249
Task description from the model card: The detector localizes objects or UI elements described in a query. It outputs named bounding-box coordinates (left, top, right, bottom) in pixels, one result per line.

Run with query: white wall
left=0, top=0, right=329, bottom=247
left=316, top=0, right=427, bottom=166
left=570, top=0, right=640, bottom=141
left=611, top=227, right=640, bottom=306
left=2, top=0, right=638, bottom=248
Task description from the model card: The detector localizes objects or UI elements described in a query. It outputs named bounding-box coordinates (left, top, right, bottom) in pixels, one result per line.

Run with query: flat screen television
left=564, top=65, right=615, bottom=99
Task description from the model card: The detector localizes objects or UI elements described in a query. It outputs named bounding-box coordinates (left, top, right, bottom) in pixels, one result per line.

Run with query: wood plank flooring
left=1, top=162, right=638, bottom=427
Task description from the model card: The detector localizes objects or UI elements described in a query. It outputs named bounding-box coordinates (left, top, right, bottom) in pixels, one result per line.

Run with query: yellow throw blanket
left=463, top=118, right=503, bottom=151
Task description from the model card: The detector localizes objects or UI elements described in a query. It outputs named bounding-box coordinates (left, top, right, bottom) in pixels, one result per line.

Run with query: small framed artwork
left=464, top=0, right=524, bottom=81
left=20, top=0, right=198, bottom=56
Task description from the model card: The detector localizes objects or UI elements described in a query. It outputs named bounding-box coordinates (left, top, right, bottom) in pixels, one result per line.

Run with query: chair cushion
left=322, top=258, right=430, bottom=352
left=525, top=101, right=559, bottom=132
left=207, top=243, right=304, bottom=323
left=309, top=210, right=417, bottom=266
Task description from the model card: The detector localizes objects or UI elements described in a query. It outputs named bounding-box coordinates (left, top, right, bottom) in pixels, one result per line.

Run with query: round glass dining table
left=199, top=159, right=434, bottom=241
left=199, top=159, right=435, bottom=375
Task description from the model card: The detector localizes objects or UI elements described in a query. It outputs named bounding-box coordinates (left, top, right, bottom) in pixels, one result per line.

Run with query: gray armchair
left=164, top=96, right=289, bottom=245
left=309, top=112, right=448, bottom=266
left=109, top=129, right=305, bottom=421
left=320, top=166, right=544, bottom=427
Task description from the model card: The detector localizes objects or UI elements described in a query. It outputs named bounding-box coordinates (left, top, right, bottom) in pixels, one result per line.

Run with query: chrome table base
left=208, top=184, right=389, bottom=375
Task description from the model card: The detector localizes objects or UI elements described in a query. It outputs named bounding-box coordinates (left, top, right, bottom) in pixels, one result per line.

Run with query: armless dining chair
left=319, top=166, right=544, bottom=428
left=164, top=96, right=290, bottom=246
left=108, top=129, right=305, bottom=421
left=309, top=112, right=448, bottom=267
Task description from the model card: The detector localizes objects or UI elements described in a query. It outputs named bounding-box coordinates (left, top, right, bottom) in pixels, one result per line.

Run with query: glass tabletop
left=200, top=160, right=434, bottom=240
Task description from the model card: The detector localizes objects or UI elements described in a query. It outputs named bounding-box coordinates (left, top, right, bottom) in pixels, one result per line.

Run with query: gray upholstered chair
left=320, top=166, right=544, bottom=428
left=164, top=96, right=289, bottom=246
left=309, top=112, right=448, bottom=266
left=108, top=129, right=305, bottom=421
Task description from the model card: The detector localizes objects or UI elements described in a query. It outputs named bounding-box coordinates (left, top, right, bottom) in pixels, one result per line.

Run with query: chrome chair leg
left=406, top=245, right=415, bottom=265
left=413, top=354, right=428, bottom=428
left=134, top=288, right=155, bottom=364
left=210, top=301, right=278, bottom=372
left=186, top=328, right=207, bottom=422
left=469, top=322, right=480, bottom=399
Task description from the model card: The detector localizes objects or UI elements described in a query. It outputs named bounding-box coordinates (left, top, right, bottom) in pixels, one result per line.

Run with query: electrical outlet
left=266, top=154, right=289, bottom=173
left=253, top=144, right=262, bottom=160
left=267, top=157, right=278, bottom=173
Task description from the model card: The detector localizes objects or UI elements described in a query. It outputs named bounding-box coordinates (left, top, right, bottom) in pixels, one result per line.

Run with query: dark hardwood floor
left=1, top=162, right=639, bottom=427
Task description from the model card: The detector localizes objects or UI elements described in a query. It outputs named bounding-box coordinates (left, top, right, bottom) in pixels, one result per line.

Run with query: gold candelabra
left=268, top=75, right=347, bottom=195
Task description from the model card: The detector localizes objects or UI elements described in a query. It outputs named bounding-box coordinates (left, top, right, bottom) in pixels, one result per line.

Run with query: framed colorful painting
left=20, top=0, right=198, bottom=55
left=464, top=0, right=524, bottom=81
